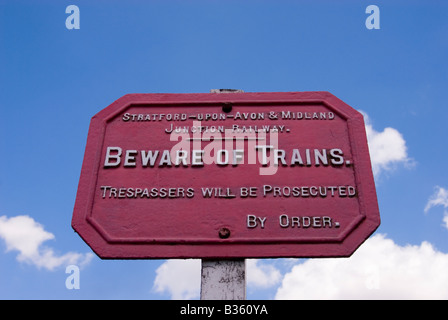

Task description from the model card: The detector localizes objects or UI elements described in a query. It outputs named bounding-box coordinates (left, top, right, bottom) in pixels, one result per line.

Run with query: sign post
left=201, top=259, right=245, bottom=300
left=200, top=90, right=247, bottom=300
left=72, top=91, right=380, bottom=298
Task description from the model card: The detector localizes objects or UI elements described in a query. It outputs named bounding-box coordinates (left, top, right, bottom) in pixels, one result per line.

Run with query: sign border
left=72, top=91, right=380, bottom=259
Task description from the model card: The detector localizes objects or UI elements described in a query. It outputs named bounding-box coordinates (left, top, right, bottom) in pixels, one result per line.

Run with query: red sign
left=72, top=92, right=380, bottom=258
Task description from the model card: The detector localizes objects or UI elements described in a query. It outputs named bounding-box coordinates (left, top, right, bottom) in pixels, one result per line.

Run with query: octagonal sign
left=72, top=91, right=380, bottom=259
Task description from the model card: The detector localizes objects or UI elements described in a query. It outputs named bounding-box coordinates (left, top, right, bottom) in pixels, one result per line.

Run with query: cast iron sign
left=72, top=91, right=380, bottom=258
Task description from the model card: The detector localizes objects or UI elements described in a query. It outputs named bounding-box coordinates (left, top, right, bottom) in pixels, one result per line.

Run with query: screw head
left=218, top=227, right=231, bottom=239
left=222, top=103, right=232, bottom=113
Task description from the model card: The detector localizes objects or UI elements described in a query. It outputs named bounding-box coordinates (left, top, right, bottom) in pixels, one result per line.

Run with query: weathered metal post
left=200, top=89, right=246, bottom=301
left=200, top=259, right=246, bottom=300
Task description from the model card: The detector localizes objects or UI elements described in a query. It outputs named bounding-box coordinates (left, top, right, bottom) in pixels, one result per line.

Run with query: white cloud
left=152, top=259, right=201, bottom=300
left=362, top=111, right=412, bottom=177
left=152, top=236, right=448, bottom=300
left=424, top=186, right=448, bottom=230
left=247, top=259, right=281, bottom=288
left=152, top=258, right=282, bottom=299
left=275, top=234, right=448, bottom=299
left=0, top=215, right=93, bottom=271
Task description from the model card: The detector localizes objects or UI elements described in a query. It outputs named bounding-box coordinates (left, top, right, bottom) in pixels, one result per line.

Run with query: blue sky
left=1, top=0, right=448, bottom=299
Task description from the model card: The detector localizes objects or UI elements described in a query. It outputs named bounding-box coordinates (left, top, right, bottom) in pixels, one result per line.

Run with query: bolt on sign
left=72, top=92, right=380, bottom=259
